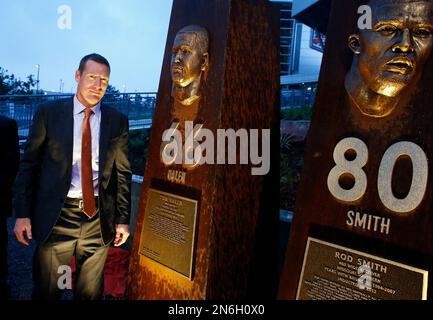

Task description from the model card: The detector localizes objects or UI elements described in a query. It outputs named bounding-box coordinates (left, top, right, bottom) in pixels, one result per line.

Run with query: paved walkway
left=7, top=218, right=129, bottom=300
left=7, top=217, right=35, bottom=300
left=6, top=181, right=140, bottom=300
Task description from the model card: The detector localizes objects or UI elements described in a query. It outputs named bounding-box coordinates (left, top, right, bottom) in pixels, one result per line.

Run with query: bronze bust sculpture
left=345, top=0, right=433, bottom=118
left=171, top=25, right=209, bottom=106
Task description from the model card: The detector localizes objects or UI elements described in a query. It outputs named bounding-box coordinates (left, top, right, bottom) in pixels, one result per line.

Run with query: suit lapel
left=99, top=104, right=111, bottom=182
left=62, top=97, right=74, bottom=177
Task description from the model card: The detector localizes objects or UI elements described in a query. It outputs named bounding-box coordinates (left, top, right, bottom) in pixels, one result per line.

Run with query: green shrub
left=280, top=134, right=305, bottom=211
left=128, top=128, right=150, bottom=176
left=280, top=106, right=313, bottom=121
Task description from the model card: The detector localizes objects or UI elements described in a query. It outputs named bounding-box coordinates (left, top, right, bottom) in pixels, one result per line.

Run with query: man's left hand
left=114, top=224, right=130, bottom=247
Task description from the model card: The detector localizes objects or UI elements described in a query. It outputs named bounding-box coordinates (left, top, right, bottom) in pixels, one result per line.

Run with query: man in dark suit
left=0, top=115, right=19, bottom=299
left=13, top=53, right=131, bottom=300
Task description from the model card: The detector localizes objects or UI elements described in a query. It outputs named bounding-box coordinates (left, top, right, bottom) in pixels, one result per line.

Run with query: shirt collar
left=73, top=95, right=101, bottom=116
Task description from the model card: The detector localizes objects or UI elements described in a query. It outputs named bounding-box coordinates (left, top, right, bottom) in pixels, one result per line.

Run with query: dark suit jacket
left=0, top=116, right=19, bottom=218
left=13, top=97, right=132, bottom=244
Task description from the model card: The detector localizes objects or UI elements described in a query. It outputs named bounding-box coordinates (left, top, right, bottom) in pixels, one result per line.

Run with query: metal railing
left=280, top=86, right=317, bottom=109
left=0, top=92, right=157, bottom=139
left=1, top=88, right=318, bottom=138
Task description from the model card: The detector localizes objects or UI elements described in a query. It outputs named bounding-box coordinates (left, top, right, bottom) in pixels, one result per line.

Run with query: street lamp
left=36, top=64, right=40, bottom=94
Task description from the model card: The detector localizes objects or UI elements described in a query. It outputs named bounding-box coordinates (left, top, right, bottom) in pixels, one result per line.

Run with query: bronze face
left=171, top=33, right=203, bottom=87
left=170, top=25, right=209, bottom=106
left=345, top=0, right=433, bottom=117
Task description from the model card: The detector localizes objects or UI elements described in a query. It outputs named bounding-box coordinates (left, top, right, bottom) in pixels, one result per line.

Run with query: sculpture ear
left=348, top=34, right=361, bottom=55
left=201, top=52, right=209, bottom=72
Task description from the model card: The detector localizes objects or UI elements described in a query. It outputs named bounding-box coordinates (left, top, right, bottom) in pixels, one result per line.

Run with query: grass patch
left=280, top=106, right=313, bottom=121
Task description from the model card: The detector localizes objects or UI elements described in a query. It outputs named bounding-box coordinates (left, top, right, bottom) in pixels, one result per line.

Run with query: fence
left=0, top=92, right=157, bottom=139
left=1, top=89, right=319, bottom=138
left=280, top=86, right=317, bottom=109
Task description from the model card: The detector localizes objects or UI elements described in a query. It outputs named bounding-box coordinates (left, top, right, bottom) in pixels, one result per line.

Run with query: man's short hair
left=177, top=25, right=209, bottom=55
left=78, top=53, right=111, bottom=74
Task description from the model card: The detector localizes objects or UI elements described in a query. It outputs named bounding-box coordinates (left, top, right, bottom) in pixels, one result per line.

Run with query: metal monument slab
left=127, top=0, right=279, bottom=299
left=279, top=0, right=433, bottom=300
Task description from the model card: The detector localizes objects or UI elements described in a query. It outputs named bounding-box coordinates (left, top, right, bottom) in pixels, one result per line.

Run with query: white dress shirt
left=67, top=96, right=101, bottom=198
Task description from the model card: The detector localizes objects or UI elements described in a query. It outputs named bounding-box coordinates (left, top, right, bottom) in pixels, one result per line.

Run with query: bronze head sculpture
left=171, top=25, right=209, bottom=106
left=345, top=0, right=433, bottom=117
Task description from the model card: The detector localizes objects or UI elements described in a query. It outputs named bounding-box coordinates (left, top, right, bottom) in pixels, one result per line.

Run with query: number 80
left=327, top=137, right=428, bottom=214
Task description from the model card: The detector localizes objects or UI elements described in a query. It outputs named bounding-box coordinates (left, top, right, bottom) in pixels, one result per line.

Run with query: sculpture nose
left=175, top=50, right=183, bottom=63
left=392, top=28, right=415, bottom=54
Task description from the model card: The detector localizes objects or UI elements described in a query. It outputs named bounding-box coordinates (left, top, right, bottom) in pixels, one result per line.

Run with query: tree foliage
left=0, top=67, right=38, bottom=95
left=128, top=128, right=150, bottom=176
left=106, top=84, right=120, bottom=94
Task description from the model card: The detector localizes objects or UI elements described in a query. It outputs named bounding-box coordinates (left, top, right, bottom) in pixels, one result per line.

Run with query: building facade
left=272, top=0, right=325, bottom=108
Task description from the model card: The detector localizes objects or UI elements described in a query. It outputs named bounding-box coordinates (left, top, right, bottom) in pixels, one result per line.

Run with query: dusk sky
left=0, top=0, right=173, bottom=93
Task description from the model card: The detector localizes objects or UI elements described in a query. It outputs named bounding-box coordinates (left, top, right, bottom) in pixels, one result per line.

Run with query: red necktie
left=81, top=108, right=97, bottom=218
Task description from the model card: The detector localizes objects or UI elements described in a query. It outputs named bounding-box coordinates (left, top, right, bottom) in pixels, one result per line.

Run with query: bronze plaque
left=297, top=238, right=428, bottom=300
left=139, top=188, right=198, bottom=279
